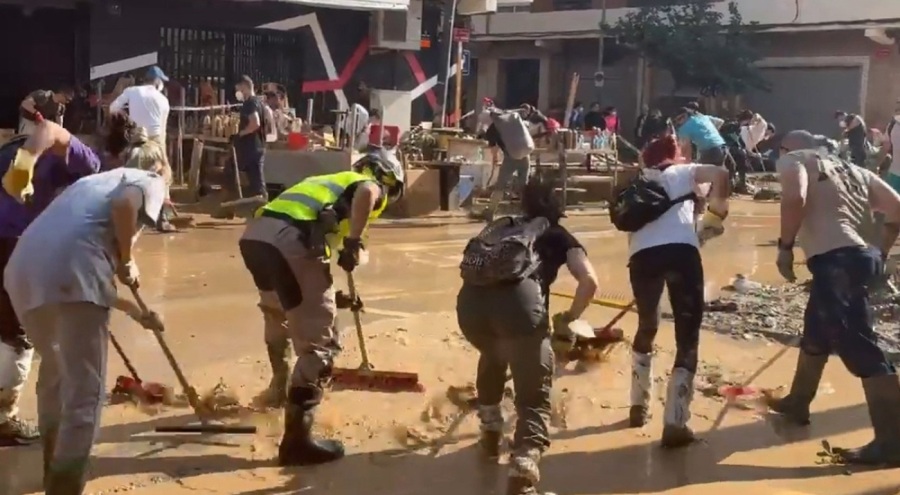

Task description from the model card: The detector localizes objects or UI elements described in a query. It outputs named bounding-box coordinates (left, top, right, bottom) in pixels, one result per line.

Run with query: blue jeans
left=236, top=145, right=267, bottom=198
left=803, top=246, right=895, bottom=378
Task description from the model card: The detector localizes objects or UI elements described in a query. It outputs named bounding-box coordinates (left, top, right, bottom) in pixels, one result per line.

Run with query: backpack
left=609, top=172, right=695, bottom=232
left=459, top=216, right=550, bottom=286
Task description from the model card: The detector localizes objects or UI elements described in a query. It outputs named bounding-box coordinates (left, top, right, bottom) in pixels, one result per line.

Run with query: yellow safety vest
left=261, top=171, right=386, bottom=255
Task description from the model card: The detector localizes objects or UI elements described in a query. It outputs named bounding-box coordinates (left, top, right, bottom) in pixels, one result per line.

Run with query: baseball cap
left=146, top=66, right=169, bottom=82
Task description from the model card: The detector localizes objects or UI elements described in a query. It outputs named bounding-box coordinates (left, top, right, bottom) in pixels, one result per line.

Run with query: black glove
left=337, top=237, right=363, bottom=273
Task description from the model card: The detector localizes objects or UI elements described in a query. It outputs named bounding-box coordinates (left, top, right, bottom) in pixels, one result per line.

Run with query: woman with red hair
left=626, top=136, right=731, bottom=448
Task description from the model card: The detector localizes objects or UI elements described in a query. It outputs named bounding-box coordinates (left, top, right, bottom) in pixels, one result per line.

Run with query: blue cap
left=146, top=66, right=169, bottom=82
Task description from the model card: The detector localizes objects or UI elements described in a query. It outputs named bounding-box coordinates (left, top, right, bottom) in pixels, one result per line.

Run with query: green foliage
left=603, top=0, right=768, bottom=95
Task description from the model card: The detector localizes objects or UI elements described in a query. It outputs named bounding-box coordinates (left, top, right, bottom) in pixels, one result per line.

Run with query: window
left=552, top=0, right=592, bottom=10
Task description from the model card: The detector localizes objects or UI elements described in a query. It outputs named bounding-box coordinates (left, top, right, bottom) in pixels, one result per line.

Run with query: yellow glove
left=697, top=209, right=726, bottom=244
left=2, top=148, right=38, bottom=203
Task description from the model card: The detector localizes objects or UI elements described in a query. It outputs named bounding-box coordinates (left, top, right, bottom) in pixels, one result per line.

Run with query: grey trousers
left=456, top=279, right=554, bottom=455
left=21, top=302, right=109, bottom=465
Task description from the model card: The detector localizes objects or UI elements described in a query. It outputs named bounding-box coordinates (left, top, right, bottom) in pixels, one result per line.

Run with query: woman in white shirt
left=627, top=136, right=731, bottom=448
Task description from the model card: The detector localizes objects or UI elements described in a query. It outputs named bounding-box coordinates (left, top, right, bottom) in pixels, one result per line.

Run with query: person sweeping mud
left=3, top=137, right=168, bottom=493
left=456, top=177, right=599, bottom=495
left=767, top=129, right=900, bottom=466
left=238, top=148, right=405, bottom=466
left=617, top=136, right=731, bottom=448
left=0, top=121, right=103, bottom=448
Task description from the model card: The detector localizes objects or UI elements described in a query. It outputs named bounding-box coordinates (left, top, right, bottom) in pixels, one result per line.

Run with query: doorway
left=0, top=5, right=85, bottom=130
left=501, top=58, right=539, bottom=108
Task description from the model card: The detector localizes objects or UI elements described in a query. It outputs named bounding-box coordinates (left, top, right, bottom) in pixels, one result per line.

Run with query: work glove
left=696, top=208, right=727, bottom=245
left=138, top=310, right=165, bottom=333
left=2, top=148, right=38, bottom=204
left=775, top=239, right=796, bottom=283
left=337, top=237, right=363, bottom=273
left=117, top=259, right=140, bottom=287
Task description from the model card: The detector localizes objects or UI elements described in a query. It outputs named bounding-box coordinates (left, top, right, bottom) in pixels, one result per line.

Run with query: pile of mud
left=700, top=277, right=900, bottom=356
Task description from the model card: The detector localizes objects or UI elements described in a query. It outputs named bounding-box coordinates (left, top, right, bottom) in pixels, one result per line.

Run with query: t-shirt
left=844, top=114, right=867, bottom=154
left=628, top=164, right=700, bottom=257
left=109, top=85, right=170, bottom=137
left=0, top=136, right=101, bottom=238
left=889, top=117, right=900, bottom=176
left=236, top=96, right=267, bottom=152
left=533, top=223, right=584, bottom=293
left=776, top=150, right=874, bottom=259
left=4, top=168, right=167, bottom=315
left=677, top=115, right=726, bottom=152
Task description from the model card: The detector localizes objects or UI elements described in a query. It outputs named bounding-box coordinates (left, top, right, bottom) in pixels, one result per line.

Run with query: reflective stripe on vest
left=261, top=171, right=372, bottom=221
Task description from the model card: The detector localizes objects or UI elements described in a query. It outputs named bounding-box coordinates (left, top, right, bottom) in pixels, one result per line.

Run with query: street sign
left=452, top=27, right=471, bottom=43
left=461, top=50, right=471, bottom=76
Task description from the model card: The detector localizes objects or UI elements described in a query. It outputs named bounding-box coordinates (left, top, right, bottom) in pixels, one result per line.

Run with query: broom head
left=111, top=375, right=168, bottom=404
left=330, top=367, right=424, bottom=393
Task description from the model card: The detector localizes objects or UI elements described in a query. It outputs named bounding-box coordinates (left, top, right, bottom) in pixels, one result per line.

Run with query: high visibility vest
left=261, top=171, right=386, bottom=254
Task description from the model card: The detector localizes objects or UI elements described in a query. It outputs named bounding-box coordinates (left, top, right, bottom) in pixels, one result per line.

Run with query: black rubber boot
left=835, top=374, right=900, bottom=466
left=261, top=341, right=290, bottom=408
left=278, top=386, right=345, bottom=467
left=44, top=458, right=89, bottom=495
left=42, top=426, right=59, bottom=490
left=479, top=430, right=503, bottom=458
left=767, top=350, right=827, bottom=426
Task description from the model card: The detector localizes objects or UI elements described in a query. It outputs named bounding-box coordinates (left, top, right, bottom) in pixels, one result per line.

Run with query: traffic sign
left=452, top=27, right=471, bottom=43
left=462, top=50, right=471, bottom=76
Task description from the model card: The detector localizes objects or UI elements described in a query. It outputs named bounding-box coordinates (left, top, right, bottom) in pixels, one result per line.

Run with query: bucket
left=287, top=132, right=309, bottom=150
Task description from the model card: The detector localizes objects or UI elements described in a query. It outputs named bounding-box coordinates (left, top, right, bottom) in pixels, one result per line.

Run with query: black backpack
left=459, top=216, right=550, bottom=286
left=609, top=172, right=695, bottom=232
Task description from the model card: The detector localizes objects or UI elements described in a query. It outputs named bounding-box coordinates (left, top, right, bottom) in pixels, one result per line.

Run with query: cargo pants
left=456, top=278, right=554, bottom=459
left=802, top=245, right=895, bottom=378
left=21, top=302, right=109, bottom=468
left=239, top=216, right=340, bottom=398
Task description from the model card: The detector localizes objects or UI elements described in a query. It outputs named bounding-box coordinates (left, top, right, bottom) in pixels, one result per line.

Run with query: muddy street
left=2, top=199, right=899, bottom=495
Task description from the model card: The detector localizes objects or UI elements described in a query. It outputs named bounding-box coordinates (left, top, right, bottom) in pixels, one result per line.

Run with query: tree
left=603, top=0, right=769, bottom=96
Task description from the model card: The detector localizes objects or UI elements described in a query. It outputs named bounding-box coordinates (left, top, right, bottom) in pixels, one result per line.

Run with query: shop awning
left=262, top=0, right=409, bottom=10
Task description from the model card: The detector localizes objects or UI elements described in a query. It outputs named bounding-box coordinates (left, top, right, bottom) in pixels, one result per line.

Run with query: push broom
left=128, top=284, right=257, bottom=435
left=330, top=272, right=424, bottom=393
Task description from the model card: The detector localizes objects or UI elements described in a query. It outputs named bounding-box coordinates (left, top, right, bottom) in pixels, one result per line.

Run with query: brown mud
left=2, top=199, right=899, bottom=495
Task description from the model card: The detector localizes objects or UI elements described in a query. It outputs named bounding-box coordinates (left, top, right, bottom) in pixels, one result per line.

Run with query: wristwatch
left=777, top=238, right=794, bottom=250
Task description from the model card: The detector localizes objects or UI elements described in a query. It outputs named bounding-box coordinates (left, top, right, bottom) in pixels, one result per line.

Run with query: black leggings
left=629, top=243, right=704, bottom=372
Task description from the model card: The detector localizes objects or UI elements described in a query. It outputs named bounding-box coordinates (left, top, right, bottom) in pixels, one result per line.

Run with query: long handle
left=128, top=285, right=206, bottom=420
left=345, top=272, right=373, bottom=370
left=598, top=300, right=636, bottom=332
left=109, top=331, right=142, bottom=383
left=230, top=144, right=243, bottom=200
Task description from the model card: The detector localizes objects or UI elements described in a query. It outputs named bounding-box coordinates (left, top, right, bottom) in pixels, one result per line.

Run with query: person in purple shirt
left=0, top=121, right=101, bottom=447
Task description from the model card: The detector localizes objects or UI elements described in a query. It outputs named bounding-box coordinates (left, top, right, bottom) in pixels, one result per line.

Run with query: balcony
left=470, top=0, right=900, bottom=40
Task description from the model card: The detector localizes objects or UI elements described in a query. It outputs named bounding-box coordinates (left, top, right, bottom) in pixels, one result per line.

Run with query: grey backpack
left=459, top=216, right=550, bottom=286
left=491, top=110, right=535, bottom=160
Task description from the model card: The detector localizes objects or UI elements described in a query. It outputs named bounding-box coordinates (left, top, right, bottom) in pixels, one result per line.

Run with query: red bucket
left=287, top=132, right=309, bottom=150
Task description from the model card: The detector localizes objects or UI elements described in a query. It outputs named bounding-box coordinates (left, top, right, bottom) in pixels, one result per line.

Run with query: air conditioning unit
left=371, top=0, right=423, bottom=51
left=458, top=0, right=498, bottom=15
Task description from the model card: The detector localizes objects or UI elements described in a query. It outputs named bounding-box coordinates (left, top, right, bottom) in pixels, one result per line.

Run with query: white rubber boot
left=661, top=367, right=696, bottom=449
left=629, top=351, right=652, bottom=427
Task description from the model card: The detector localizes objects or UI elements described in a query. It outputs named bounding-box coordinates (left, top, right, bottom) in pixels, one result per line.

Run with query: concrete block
left=384, top=168, right=441, bottom=218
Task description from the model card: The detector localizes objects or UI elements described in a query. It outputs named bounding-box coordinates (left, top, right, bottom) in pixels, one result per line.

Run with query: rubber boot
left=44, top=458, right=89, bottom=495
left=661, top=367, right=697, bottom=449
left=42, top=426, right=59, bottom=490
left=766, top=350, right=827, bottom=426
left=628, top=351, right=653, bottom=428
left=0, top=415, right=40, bottom=446
left=836, top=374, right=900, bottom=466
left=259, top=341, right=290, bottom=408
left=477, top=404, right=504, bottom=458
left=506, top=449, right=556, bottom=495
left=277, top=387, right=344, bottom=467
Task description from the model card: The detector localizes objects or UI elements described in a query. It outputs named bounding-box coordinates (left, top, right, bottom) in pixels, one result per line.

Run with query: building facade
left=0, top=0, right=443, bottom=129
left=471, top=0, right=900, bottom=136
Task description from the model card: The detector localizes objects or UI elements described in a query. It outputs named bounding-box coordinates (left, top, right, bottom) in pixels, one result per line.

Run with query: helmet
left=352, top=146, right=405, bottom=203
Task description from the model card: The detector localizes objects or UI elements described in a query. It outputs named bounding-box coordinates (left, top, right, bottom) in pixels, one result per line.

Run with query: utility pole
left=595, top=0, right=608, bottom=104
left=439, top=0, right=460, bottom=127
